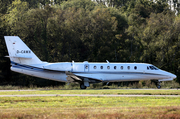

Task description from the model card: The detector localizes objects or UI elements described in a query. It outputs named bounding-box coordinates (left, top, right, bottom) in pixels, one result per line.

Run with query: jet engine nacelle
left=43, top=63, right=71, bottom=71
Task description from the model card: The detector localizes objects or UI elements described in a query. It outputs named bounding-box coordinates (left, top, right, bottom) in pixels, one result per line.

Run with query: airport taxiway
left=0, top=89, right=179, bottom=97
left=0, top=94, right=180, bottom=97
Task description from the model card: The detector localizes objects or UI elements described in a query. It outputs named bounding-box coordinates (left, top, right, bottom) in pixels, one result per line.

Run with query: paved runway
left=0, top=89, right=179, bottom=97
left=0, top=94, right=180, bottom=97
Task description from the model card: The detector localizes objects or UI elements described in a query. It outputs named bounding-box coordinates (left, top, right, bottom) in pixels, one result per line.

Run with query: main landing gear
left=80, top=79, right=90, bottom=89
left=80, top=83, right=87, bottom=89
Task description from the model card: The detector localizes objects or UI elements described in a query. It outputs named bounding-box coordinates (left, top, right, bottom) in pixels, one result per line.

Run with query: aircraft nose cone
left=172, top=74, right=177, bottom=79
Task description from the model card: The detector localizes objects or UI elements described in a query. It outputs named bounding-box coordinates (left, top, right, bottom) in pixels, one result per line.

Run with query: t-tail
left=4, top=36, right=42, bottom=65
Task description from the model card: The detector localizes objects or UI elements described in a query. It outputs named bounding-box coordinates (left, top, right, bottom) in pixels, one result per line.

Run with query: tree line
left=0, top=0, right=180, bottom=87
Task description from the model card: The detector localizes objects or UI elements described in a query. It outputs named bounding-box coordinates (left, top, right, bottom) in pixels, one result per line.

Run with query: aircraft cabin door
left=84, top=64, right=89, bottom=72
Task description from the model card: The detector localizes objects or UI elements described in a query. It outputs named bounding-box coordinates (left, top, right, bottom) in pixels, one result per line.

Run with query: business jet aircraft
left=4, top=36, right=177, bottom=89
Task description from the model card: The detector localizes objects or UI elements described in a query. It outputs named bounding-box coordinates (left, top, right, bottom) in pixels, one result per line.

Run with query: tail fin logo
left=17, top=50, right=31, bottom=54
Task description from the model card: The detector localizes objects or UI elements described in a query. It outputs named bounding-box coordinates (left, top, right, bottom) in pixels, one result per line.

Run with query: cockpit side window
left=153, top=66, right=158, bottom=70
left=149, top=66, right=154, bottom=70
left=148, top=66, right=159, bottom=70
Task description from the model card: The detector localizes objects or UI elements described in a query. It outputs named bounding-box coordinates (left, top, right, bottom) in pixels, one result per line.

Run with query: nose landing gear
left=156, top=81, right=161, bottom=89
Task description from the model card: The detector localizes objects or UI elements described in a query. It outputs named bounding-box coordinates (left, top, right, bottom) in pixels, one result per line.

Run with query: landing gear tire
left=80, top=84, right=87, bottom=89
left=156, top=81, right=161, bottom=89
left=157, top=85, right=161, bottom=89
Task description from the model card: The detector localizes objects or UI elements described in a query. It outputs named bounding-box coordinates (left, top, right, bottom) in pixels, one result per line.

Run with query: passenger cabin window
left=94, top=66, right=97, bottom=69
left=127, top=66, right=130, bottom=70
left=134, top=66, right=137, bottom=70
left=121, top=66, right=123, bottom=70
left=85, top=66, right=88, bottom=69
left=100, top=66, right=103, bottom=69
left=107, top=66, right=110, bottom=69
left=114, top=66, right=116, bottom=69
left=147, top=66, right=149, bottom=70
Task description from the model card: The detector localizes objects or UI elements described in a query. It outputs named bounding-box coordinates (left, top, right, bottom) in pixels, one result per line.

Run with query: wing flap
left=65, top=71, right=102, bottom=83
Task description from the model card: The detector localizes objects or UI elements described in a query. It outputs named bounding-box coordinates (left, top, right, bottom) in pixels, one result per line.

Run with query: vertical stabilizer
left=4, top=36, right=42, bottom=65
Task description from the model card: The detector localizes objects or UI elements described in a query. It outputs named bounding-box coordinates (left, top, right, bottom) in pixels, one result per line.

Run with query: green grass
left=0, top=89, right=180, bottom=118
left=0, top=96, right=180, bottom=118
left=0, top=96, right=180, bottom=108
left=0, top=89, right=180, bottom=95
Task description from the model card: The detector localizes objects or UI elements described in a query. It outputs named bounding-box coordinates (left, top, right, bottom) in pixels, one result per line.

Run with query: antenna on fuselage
left=106, top=60, right=109, bottom=63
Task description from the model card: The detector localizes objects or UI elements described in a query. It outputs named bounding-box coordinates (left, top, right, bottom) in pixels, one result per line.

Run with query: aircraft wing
left=65, top=71, right=102, bottom=83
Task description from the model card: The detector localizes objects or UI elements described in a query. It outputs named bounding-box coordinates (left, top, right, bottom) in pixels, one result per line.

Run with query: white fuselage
left=4, top=36, right=177, bottom=89
left=10, top=61, right=176, bottom=83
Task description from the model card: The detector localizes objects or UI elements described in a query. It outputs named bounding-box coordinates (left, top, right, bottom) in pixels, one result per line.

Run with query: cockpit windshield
left=147, top=65, right=159, bottom=70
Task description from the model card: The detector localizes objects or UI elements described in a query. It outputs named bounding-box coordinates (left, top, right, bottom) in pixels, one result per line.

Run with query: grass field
left=0, top=96, right=180, bottom=118
left=0, top=89, right=180, bottom=119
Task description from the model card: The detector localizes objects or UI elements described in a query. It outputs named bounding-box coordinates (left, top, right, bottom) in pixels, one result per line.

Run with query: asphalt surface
left=0, top=89, right=179, bottom=97
left=0, top=89, right=178, bottom=92
left=0, top=94, right=180, bottom=97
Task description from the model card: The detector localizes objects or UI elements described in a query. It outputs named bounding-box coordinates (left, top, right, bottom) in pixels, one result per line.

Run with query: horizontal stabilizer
left=5, top=55, right=32, bottom=59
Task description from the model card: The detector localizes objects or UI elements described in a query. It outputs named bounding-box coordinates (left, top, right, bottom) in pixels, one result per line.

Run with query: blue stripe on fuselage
left=10, top=61, right=167, bottom=77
